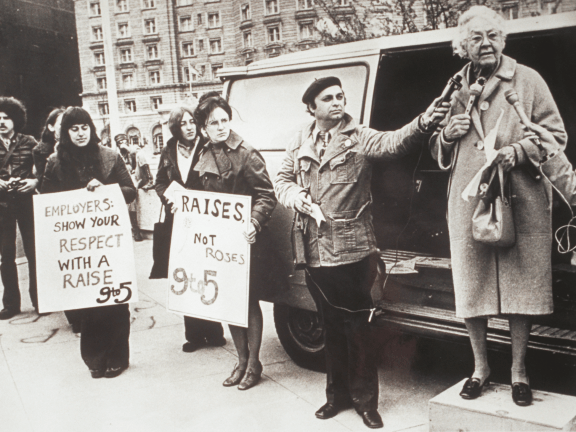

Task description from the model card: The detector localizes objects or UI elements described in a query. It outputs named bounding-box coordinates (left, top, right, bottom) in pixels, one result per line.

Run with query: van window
left=227, top=65, right=368, bottom=151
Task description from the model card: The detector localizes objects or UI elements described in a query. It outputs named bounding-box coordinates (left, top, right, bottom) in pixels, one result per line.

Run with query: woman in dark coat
left=154, top=102, right=226, bottom=353
left=41, top=107, right=136, bottom=379
left=33, top=107, right=65, bottom=190
left=193, top=95, right=277, bottom=390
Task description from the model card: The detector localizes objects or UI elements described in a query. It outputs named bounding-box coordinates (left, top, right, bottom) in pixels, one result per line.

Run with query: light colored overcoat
left=431, top=55, right=567, bottom=318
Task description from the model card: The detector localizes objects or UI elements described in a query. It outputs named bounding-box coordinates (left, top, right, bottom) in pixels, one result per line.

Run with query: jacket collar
left=297, top=113, right=357, bottom=166
left=194, top=130, right=241, bottom=177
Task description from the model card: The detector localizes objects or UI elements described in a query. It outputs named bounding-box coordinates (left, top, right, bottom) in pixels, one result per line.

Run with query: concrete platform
left=429, top=378, right=576, bottom=431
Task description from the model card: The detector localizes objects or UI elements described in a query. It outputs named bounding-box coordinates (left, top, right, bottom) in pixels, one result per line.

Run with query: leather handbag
left=149, top=205, right=172, bottom=279
left=472, top=164, right=515, bottom=247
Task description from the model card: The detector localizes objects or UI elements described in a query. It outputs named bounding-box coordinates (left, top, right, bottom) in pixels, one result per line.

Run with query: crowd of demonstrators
left=116, top=133, right=154, bottom=242
left=0, top=3, right=572, bottom=426
left=430, top=6, right=567, bottom=407
left=41, top=107, right=136, bottom=378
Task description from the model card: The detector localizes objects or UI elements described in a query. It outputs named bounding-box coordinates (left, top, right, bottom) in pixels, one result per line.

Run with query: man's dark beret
left=302, top=77, right=342, bottom=105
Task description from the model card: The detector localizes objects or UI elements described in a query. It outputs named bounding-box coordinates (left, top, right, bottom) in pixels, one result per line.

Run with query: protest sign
left=167, top=190, right=251, bottom=328
left=34, top=184, right=138, bottom=313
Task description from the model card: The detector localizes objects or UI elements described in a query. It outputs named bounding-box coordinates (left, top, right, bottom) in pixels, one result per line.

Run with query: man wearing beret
left=274, top=77, right=448, bottom=429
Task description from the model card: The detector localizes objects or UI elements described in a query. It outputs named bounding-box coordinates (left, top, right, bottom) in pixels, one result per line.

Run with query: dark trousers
left=306, top=254, right=380, bottom=412
left=184, top=316, right=224, bottom=344
left=80, top=304, right=130, bottom=371
left=0, top=196, right=37, bottom=311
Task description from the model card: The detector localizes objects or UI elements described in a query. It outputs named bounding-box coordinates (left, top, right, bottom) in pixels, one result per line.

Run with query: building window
left=118, top=22, right=130, bottom=38
left=197, top=13, right=204, bottom=25
left=96, top=77, right=107, bottom=91
left=151, top=96, right=163, bottom=110
left=241, top=3, right=251, bottom=20
left=267, top=26, right=280, bottom=43
left=183, top=66, right=197, bottom=82
left=94, top=51, right=105, bottom=65
left=180, top=16, right=192, bottom=31
left=98, top=102, right=109, bottom=115
left=336, top=0, right=348, bottom=4
left=147, top=44, right=159, bottom=60
left=298, top=0, right=314, bottom=9
left=197, top=39, right=205, bottom=52
left=143, top=0, right=155, bottom=7
left=502, top=2, right=519, bottom=19
left=198, top=64, right=209, bottom=80
left=92, top=26, right=103, bottom=41
left=90, top=1, right=101, bottom=16
left=123, top=73, right=134, bottom=88
left=265, top=0, right=279, bottom=14
left=178, top=0, right=192, bottom=5
left=243, top=31, right=252, bottom=47
left=211, top=64, right=221, bottom=80
left=182, top=42, right=195, bottom=57
left=299, top=22, right=314, bottom=39
left=120, top=48, right=132, bottom=63
left=149, top=70, right=161, bottom=85
left=125, top=99, right=136, bottom=112
left=145, top=18, right=157, bottom=34
left=210, top=38, right=222, bottom=54
left=117, top=0, right=128, bottom=12
left=207, top=12, right=220, bottom=27
left=153, top=125, right=163, bottom=153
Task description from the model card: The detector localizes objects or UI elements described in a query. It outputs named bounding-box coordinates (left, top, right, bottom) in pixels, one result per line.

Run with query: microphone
left=438, top=74, right=463, bottom=106
left=504, top=89, right=543, bottom=149
left=464, top=77, right=486, bottom=116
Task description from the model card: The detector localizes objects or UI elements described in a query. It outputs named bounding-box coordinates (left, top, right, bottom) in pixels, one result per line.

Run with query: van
left=218, top=12, right=576, bottom=370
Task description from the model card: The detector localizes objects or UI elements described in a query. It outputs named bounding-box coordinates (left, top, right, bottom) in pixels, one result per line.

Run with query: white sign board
left=34, top=184, right=138, bottom=312
left=167, top=190, right=251, bottom=328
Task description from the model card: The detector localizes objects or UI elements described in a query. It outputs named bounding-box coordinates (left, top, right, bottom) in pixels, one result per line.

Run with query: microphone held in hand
left=504, top=89, right=544, bottom=151
left=428, top=75, right=463, bottom=128
left=464, top=77, right=487, bottom=116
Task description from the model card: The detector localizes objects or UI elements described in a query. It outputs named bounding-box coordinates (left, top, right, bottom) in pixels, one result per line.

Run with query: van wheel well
left=273, top=304, right=325, bottom=372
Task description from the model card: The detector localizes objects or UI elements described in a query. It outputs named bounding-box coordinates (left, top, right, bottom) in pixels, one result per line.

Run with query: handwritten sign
left=33, top=184, right=138, bottom=313
left=167, top=189, right=251, bottom=328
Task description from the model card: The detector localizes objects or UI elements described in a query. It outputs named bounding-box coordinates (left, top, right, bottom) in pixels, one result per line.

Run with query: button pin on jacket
left=477, top=141, right=484, bottom=150
left=344, top=139, right=353, bottom=148
left=480, top=101, right=489, bottom=111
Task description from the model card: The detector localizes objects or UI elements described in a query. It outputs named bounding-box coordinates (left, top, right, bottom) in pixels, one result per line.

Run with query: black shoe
left=0, top=309, right=20, bottom=320
left=359, top=411, right=384, bottom=429
left=238, top=363, right=262, bottom=391
left=459, top=376, right=490, bottom=400
left=182, top=340, right=205, bottom=353
left=133, top=230, right=143, bottom=242
left=105, top=365, right=127, bottom=378
left=223, top=364, right=246, bottom=387
left=512, top=382, right=532, bottom=406
left=315, top=403, right=342, bottom=420
left=90, top=369, right=105, bottom=379
left=205, top=336, right=226, bottom=347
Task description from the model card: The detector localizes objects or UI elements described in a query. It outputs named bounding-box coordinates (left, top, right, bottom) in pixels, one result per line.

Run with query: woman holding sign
left=154, top=100, right=227, bottom=353
left=193, top=95, right=277, bottom=390
left=41, top=107, right=136, bottom=379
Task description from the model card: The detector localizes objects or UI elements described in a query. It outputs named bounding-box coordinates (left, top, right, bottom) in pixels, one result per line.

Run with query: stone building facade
left=74, top=0, right=575, bottom=153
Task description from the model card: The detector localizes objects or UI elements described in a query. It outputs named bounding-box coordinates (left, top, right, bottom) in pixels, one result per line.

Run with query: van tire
left=273, top=304, right=326, bottom=372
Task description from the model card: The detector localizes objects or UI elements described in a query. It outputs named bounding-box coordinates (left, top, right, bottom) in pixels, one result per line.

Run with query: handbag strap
left=158, top=203, right=165, bottom=223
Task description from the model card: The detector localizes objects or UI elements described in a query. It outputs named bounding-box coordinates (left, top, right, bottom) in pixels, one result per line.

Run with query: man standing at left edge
left=274, top=77, right=448, bottom=428
left=0, top=97, right=38, bottom=319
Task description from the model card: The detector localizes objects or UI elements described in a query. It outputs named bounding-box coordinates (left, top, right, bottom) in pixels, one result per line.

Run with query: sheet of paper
left=310, top=203, right=326, bottom=226
left=164, top=181, right=187, bottom=207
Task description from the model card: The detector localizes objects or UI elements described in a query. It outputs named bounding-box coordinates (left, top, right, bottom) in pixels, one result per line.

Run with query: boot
left=129, top=211, right=143, bottom=242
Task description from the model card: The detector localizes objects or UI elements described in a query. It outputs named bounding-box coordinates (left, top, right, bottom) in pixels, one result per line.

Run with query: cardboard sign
left=33, top=184, right=138, bottom=312
left=167, top=189, right=251, bottom=328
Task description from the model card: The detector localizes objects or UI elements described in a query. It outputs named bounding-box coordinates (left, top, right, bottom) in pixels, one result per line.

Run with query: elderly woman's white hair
left=453, top=6, right=507, bottom=59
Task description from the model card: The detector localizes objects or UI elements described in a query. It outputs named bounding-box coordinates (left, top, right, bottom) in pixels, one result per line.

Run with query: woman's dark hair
left=0, top=97, right=27, bottom=134
left=57, top=107, right=102, bottom=184
left=193, top=96, right=233, bottom=129
left=168, top=105, right=196, bottom=141
left=40, top=107, right=66, bottom=148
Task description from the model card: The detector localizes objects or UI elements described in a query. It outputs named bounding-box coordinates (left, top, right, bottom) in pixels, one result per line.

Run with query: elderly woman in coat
left=431, top=6, right=567, bottom=406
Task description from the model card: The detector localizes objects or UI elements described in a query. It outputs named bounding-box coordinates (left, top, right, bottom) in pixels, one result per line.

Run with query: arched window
left=126, top=127, right=141, bottom=147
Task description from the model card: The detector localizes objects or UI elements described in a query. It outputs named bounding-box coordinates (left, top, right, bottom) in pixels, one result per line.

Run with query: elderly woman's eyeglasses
left=468, top=32, right=501, bottom=46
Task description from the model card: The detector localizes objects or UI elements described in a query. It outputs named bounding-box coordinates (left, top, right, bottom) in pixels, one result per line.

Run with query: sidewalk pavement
left=0, top=239, right=457, bottom=432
